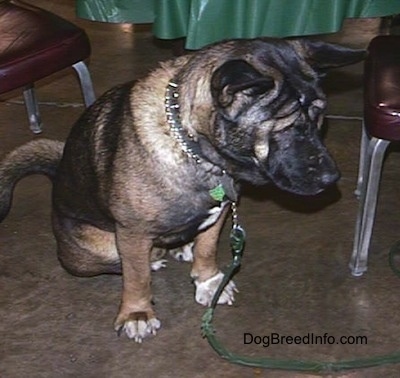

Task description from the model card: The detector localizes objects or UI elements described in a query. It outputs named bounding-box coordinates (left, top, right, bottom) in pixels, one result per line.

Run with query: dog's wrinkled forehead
left=255, top=42, right=323, bottom=106
left=210, top=48, right=322, bottom=133
left=210, top=38, right=366, bottom=124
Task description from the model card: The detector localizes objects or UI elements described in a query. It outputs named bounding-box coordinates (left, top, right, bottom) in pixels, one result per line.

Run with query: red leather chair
left=350, top=35, right=400, bottom=276
left=0, top=0, right=95, bottom=133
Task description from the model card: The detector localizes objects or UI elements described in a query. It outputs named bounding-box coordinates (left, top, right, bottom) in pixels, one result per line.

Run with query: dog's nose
left=320, top=169, right=340, bottom=187
left=308, top=152, right=340, bottom=188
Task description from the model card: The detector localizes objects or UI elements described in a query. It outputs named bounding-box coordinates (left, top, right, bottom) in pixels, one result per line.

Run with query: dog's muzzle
left=262, top=124, right=340, bottom=196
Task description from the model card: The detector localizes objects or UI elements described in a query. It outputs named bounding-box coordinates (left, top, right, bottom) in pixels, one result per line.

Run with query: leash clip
left=230, top=202, right=246, bottom=267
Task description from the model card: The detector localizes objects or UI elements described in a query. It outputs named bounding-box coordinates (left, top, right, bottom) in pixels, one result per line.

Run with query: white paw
left=119, top=317, right=161, bottom=343
left=169, top=242, right=194, bottom=262
left=194, top=271, right=238, bottom=307
left=151, top=259, right=168, bottom=271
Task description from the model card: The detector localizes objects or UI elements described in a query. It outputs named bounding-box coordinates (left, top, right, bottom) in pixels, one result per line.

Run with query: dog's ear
left=211, top=60, right=275, bottom=108
left=292, top=39, right=367, bottom=70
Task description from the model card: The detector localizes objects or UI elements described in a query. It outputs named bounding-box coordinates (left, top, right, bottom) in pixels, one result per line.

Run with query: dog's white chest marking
left=198, top=202, right=227, bottom=231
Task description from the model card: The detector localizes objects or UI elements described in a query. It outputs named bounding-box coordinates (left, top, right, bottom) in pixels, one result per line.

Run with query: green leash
left=201, top=208, right=400, bottom=374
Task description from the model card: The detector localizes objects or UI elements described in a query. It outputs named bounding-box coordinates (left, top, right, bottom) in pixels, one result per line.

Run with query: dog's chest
left=198, top=201, right=227, bottom=231
left=154, top=200, right=228, bottom=247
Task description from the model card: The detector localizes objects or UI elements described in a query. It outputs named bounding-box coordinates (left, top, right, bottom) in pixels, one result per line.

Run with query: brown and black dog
left=0, top=38, right=365, bottom=342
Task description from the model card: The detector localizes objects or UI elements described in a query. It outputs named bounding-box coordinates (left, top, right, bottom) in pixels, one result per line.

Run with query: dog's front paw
left=194, top=271, right=238, bottom=306
left=114, top=312, right=161, bottom=343
left=169, top=242, right=194, bottom=262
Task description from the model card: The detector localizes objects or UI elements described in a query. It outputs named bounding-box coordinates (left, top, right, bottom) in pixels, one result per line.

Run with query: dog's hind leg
left=52, top=213, right=122, bottom=276
left=113, top=225, right=160, bottom=342
left=53, top=212, right=167, bottom=275
left=190, top=205, right=238, bottom=307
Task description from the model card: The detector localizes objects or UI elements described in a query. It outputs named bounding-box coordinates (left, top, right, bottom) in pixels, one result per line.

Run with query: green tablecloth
left=76, top=0, right=400, bottom=49
left=76, top=0, right=155, bottom=23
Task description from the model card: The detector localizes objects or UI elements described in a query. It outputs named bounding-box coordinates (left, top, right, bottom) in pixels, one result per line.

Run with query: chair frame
left=349, top=126, right=391, bottom=276
left=22, top=61, right=95, bottom=134
left=0, top=0, right=96, bottom=133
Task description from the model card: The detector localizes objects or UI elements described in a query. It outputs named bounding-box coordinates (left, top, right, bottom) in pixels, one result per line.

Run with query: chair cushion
left=364, top=35, right=400, bottom=141
left=0, top=0, right=91, bottom=94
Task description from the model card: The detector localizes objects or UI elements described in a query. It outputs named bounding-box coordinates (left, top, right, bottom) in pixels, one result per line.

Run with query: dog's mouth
left=270, top=167, right=340, bottom=196
left=251, top=156, right=339, bottom=195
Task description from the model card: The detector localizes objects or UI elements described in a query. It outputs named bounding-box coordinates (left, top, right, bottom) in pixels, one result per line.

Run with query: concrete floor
left=1, top=2, right=400, bottom=377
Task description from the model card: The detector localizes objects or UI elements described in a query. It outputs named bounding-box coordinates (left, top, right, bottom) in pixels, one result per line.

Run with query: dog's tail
left=0, top=139, right=64, bottom=222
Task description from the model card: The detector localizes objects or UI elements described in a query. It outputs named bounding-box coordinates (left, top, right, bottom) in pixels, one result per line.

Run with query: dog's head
left=208, top=38, right=366, bottom=195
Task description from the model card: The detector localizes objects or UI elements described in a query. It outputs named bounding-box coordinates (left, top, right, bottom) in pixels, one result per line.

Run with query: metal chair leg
left=21, top=62, right=94, bottom=134
left=72, top=61, right=96, bottom=107
left=354, top=124, right=368, bottom=198
left=23, top=85, right=43, bottom=134
left=350, top=136, right=390, bottom=276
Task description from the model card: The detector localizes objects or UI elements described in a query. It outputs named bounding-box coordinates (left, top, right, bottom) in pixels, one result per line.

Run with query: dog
left=0, top=37, right=365, bottom=342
